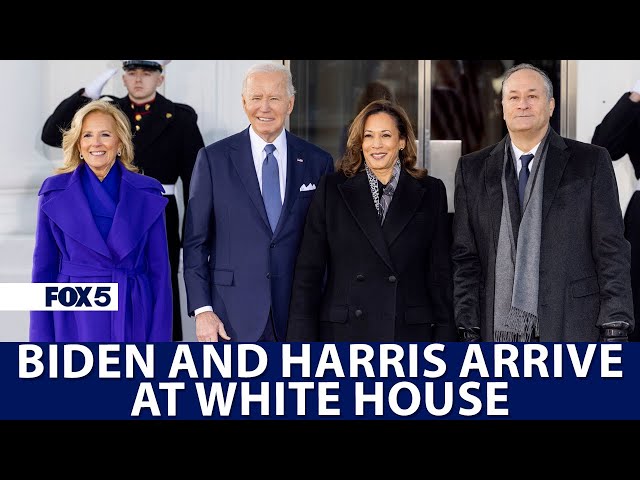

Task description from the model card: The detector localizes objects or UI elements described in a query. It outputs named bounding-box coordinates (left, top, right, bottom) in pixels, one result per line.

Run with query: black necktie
left=518, top=154, right=534, bottom=208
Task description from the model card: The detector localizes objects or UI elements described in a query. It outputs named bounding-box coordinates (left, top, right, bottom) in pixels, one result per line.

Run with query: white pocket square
left=299, top=183, right=316, bottom=192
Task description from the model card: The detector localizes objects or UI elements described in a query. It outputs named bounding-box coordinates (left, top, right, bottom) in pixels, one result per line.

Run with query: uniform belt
left=161, top=184, right=176, bottom=196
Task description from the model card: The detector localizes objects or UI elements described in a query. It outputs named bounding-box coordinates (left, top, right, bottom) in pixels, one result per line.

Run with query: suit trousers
left=257, top=311, right=277, bottom=342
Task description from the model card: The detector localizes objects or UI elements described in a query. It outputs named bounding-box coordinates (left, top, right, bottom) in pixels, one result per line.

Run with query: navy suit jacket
left=183, top=127, right=334, bottom=341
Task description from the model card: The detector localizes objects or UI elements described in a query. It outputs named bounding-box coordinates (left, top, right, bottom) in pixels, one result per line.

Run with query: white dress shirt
left=511, top=142, right=540, bottom=178
left=512, top=141, right=541, bottom=177
left=249, top=126, right=287, bottom=204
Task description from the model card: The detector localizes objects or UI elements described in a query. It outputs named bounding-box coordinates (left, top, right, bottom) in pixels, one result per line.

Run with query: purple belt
left=59, top=260, right=148, bottom=341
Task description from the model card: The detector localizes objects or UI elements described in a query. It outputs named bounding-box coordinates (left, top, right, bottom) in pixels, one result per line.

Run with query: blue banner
left=5, top=342, right=640, bottom=420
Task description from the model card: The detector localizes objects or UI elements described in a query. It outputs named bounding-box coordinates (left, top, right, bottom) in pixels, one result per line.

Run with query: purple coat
left=30, top=162, right=172, bottom=342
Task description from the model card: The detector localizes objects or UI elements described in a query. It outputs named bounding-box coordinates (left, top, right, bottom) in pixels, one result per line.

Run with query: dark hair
left=338, top=99, right=424, bottom=179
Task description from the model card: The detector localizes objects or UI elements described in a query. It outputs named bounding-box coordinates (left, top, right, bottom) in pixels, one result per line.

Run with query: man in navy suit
left=183, top=62, right=334, bottom=342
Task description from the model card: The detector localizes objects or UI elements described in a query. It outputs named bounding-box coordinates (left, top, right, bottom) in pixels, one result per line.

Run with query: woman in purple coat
left=30, top=99, right=172, bottom=342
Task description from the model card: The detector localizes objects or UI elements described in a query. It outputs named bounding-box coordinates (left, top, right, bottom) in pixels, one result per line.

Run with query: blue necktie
left=518, top=153, right=534, bottom=208
left=262, top=144, right=282, bottom=232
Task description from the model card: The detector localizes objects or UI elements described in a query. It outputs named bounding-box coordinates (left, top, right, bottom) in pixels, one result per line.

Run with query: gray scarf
left=493, top=130, right=551, bottom=341
left=365, top=158, right=401, bottom=224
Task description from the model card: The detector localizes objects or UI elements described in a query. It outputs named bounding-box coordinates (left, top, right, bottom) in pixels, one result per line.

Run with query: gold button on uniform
left=166, top=113, right=173, bottom=119
left=135, top=114, right=142, bottom=121
left=135, top=125, right=140, bottom=131
left=145, top=104, right=150, bottom=111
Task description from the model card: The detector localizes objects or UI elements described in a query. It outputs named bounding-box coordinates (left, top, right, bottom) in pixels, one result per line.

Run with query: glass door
left=428, top=60, right=564, bottom=153
left=287, top=60, right=420, bottom=162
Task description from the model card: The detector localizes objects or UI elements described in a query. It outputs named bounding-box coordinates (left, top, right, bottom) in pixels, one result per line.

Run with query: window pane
left=290, top=60, right=420, bottom=162
left=430, top=60, right=562, bottom=155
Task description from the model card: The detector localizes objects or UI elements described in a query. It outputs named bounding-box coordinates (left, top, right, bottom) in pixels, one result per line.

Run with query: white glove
left=83, top=67, right=119, bottom=100
left=632, top=79, right=640, bottom=95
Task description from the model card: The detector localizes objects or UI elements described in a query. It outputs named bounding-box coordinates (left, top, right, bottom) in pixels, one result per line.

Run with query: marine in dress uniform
left=592, top=80, right=640, bottom=341
left=41, top=60, right=205, bottom=341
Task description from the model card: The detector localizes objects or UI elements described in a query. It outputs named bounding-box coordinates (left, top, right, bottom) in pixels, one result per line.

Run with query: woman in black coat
left=287, top=100, right=456, bottom=342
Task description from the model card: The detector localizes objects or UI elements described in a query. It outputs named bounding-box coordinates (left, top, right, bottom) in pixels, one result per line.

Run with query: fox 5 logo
left=43, top=284, right=118, bottom=310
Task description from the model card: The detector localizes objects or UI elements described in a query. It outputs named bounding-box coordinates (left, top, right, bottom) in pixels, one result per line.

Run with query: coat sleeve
left=451, top=156, right=482, bottom=332
left=324, top=152, right=335, bottom=176
left=41, top=89, right=91, bottom=147
left=286, top=174, right=330, bottom=341
left=592, top=93, right=640, bottom=161
left=178, top=110, right=205, bottom=242
left=29, top=194, right=60, bottom=341
left=146, top=210, right=173, bottom=341
left=591, top=146, right=635, bottom=330
left=428, top=178, right=457, bottom=341
left=182, top=147, right=214, bottom=316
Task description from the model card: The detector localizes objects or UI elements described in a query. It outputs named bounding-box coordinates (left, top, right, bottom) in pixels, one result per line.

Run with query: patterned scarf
left=364, top=158, right=401, bottom=224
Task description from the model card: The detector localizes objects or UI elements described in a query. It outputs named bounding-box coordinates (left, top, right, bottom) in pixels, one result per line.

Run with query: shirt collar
left=249, top=126, right=287, bottom=155
left=511, top=141, right=541, bottom=162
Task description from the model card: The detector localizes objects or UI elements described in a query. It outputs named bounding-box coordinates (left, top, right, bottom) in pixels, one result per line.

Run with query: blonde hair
left=338, top=99, right=424, bottom=179
left=57, top=99, right=138, bottom=174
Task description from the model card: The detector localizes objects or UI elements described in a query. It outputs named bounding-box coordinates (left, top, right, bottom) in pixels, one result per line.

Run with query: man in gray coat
left=452, top=63, right=633, bottom=342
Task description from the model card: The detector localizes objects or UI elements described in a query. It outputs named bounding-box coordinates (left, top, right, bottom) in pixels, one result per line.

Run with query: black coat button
left=354, top=309, right=363, bottom=317
left=270, top=243, right=275, bottom=248
left=356, top=274, right=365, bottom=281
left=388, top=275, right=397, bottom=283
left=266, top=273, right=270, bottom=279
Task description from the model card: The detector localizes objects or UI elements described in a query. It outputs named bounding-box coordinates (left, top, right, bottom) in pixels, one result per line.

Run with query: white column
left=0, top=60, right=53, bottom=340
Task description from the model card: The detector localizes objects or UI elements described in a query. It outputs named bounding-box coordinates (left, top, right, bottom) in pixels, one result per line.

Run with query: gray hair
left=242, top=62, right=296, bottom=97
left=501, top=63, right=553, bottom=100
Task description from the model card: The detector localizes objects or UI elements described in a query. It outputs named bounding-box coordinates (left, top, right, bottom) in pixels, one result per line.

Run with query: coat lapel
left=486, top=139, right=506, bottom=253
left=230, top=128, right=271, bottom=232
left=273, top=133, right=307, bottom=238
left=542, top=130, right=571, bottom=222
left=40, top=165, right=112, bottom=259
left=504, top=148, right=521, bottom=244
left=338, top=171, right=395, bottom=271
left=107, top=163, right=168, bottom=263
left=382, top=170, right=425, bottom=247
